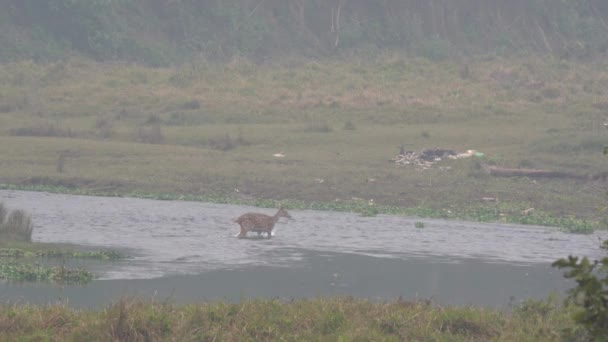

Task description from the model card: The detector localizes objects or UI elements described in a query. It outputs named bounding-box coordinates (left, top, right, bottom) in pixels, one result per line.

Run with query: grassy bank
left=0, top=56, right=606, bottom=231
left=0, top=203, right=127, bottom=284
left=0, top=296, right=582, bottom=341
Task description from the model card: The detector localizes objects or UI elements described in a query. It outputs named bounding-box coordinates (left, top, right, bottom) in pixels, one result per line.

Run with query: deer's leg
left=237, top=226, right=247, bottom=238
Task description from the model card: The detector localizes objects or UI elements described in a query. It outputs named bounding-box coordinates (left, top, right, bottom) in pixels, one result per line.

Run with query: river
left=0, top=190, right=605, bottom=309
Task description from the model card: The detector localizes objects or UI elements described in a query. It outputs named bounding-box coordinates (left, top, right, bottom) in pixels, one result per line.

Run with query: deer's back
left=235, top=213, right=274, bottom=230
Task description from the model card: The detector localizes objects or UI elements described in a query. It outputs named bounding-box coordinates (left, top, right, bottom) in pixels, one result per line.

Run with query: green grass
left=0, top=247, right=126, bottom=260
left=0, top=261, right=92, bottom=284
left=0, top=296, right=582, bottom=341
left=0, top=56, right=606, bottom=232
left=0, top=239, right=127, bottom=284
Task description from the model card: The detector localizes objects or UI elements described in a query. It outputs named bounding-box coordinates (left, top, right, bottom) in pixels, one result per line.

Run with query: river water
left=0, top=190, right=605, bottom=308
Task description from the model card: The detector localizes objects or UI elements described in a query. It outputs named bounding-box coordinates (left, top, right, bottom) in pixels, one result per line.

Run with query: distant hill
left=2, top=0, right=607, bottom=65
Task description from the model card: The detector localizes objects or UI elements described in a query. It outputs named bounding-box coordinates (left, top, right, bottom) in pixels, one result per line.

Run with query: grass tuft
left=0, top=204, right=33, bottom=242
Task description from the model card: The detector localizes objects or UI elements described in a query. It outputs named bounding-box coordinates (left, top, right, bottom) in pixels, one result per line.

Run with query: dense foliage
left=1, top=0, right=608, bottom=65
left=553, top=240, right=608, bottom=340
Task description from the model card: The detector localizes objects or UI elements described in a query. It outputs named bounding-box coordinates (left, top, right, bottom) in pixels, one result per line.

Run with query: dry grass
left=0, top=296, right=579, bottom=341
left=0, top=203, right=34, bottom=242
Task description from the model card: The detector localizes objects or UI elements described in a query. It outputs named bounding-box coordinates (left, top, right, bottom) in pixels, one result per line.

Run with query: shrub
left=343, top=120, right=356, bottom=130
left=180, top=99, right=201, bottom=110
left=9, top=123, right=74, bottom=138
left=305, top=120, right=332, bottom=133
left=0, top=203, right=34, bottom=242
left=552, top=240, right=608, bottom=340
left=135, top=124, right=164, bottom=144
left=208, top=133, right=235, bottom=151
left=94, top=116, right=114, bottom=139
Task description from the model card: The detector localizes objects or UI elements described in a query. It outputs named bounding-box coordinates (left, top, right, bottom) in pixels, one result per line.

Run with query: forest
left=2, top=0, right=608, bottom=65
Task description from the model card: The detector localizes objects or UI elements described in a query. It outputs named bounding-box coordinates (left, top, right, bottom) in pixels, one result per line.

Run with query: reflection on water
left=0, top=190, right=605, bottom=308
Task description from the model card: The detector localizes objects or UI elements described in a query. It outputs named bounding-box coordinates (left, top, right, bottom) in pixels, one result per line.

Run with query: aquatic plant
left=0, top=203, right=34, bottom=242
left=0, top=261, right=92, bottom=284
left=415, top=222, right=425, bottom=229
left=0, top=248, right=127, bottom=261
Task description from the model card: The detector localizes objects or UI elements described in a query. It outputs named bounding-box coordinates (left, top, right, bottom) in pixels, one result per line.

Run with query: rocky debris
left=391, top=148, right=459, bottom=169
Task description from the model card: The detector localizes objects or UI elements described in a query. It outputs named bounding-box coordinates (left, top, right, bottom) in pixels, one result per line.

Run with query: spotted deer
left=234, top=206, right=292, bottom=238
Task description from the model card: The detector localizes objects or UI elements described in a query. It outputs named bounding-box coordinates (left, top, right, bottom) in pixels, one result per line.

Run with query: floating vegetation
left=0, top=261, right=92, bottom=284
left=0, top=247, right=125, bottom=284
left=0, top=248, right=127, bottom=260
left=415, top=222, right=425, bottom=229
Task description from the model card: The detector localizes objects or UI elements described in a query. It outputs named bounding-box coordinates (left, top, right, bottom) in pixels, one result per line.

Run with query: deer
left=234, top=206, right=293, bottom=238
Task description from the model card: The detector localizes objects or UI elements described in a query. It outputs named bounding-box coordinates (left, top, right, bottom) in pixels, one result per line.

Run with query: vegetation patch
left=0, top=247, right=126, bottom=261
left=0, top=296, right=579, bottom=340
left=0, top=203, right=126, bottom=284
left=0, top=203, right=33, bottom=242
left=0, top=261, right=92, bottom=284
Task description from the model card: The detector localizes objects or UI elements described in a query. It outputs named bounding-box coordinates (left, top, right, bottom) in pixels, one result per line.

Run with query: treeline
left=2, top=0, right=608, bottom=65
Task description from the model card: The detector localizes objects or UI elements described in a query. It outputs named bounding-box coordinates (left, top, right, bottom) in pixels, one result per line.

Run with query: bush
left=0, top=203, right=34, bottom=242
left=135, top=124, right=164, bottom=144
left=305, top=120, right=333, bottom=133
left=94, top=116, right=114, bottom=139
left=9, top=123, right=74, bottom=138
left=343, top=120, right=356, bottom=130
left=208, top=133, right=235, bottom=151
left=552, top=240, right=608, bottom=340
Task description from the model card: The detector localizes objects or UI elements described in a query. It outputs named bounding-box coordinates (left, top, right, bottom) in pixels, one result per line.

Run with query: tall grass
left=0, top=203, right=34, bottom=242
left=0, top=296, right=578, bottom=341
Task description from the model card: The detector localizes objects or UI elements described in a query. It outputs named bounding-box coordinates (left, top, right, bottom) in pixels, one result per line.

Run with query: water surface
left=0, top=190, right=605, bottom=308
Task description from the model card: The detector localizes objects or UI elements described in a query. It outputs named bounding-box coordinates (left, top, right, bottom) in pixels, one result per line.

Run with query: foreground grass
left=0, top=55, right=606, bottom=230
left=0, top=297, right=582, bottom=341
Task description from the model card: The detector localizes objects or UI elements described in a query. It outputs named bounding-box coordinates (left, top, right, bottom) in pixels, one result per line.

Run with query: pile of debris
left=391, top=147, right=480, bottom=170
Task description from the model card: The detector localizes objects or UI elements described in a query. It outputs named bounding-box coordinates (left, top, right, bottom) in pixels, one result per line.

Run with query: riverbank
left=0, top=57, right=606, bottom=233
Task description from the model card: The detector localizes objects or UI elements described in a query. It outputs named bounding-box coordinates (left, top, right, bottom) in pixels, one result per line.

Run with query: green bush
left=552, top=240, right=608, bottom=340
